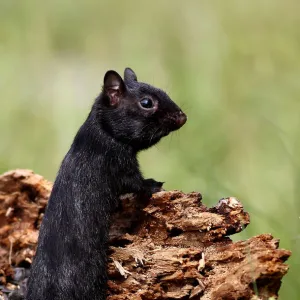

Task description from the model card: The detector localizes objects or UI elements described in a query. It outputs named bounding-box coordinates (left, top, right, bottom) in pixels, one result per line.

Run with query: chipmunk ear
left=103, top=70, right=125, bottom=106
left=124, top=67, right=137, bottom=83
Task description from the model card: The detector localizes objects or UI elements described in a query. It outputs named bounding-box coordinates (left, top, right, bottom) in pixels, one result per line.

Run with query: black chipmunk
left=26, top=68, right=187, bottom=300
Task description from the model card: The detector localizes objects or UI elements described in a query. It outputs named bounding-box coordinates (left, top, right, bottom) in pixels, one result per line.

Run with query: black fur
left=26, top=68, right=187, bottom=300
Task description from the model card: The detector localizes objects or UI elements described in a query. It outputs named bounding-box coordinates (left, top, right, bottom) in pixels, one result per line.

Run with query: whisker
left=124, top=122, right=153, bottom=148
left=149, top=127, right=161, bottom=147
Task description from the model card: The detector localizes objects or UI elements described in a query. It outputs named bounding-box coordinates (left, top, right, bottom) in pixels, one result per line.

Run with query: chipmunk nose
left=175, top=111, right=187, bottom=128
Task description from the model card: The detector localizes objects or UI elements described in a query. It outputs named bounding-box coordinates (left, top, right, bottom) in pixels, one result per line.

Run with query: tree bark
left=0, top=170, right=291, bottom=299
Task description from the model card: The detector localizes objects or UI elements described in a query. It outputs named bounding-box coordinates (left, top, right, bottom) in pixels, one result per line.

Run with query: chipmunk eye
left=139, top=98, right=154, bottom=109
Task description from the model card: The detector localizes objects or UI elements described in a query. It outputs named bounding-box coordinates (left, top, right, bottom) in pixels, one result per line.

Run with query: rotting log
left=0, top=169, right=291, bottom=299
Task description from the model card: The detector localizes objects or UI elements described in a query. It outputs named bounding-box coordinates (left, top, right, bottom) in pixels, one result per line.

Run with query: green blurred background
left=1, top=0, right=299, bottom=298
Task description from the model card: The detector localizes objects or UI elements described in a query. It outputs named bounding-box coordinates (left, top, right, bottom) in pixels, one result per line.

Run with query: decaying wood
left=0, top=169, right=291, bottom=299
